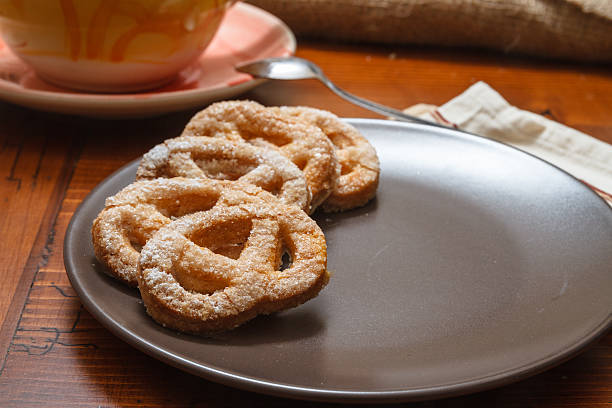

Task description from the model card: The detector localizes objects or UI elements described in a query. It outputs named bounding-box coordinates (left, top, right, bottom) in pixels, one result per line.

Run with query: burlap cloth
left=245, top=0, right=612, bottom=62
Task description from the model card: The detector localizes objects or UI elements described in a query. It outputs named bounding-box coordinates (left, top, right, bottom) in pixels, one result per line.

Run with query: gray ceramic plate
left=64, top=120, right=612, bottom=403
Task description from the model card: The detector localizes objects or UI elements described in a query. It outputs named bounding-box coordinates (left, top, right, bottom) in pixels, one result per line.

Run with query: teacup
left=0, top=0, right=234, bottom=92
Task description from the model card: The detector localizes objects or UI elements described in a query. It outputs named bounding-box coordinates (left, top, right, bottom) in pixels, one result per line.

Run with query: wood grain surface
left=0, top=40, right=611, bottom=407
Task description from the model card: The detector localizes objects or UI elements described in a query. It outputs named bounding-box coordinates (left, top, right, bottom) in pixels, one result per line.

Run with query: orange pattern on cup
left=109, top=1, right=224, bottom=62
left=59, top=0, right=81, bottom=60
left=9, top=0, right=23, bottom=13
left=86, top=0, right=118, bottom=59
left=43, top=0, right=226, bottom=62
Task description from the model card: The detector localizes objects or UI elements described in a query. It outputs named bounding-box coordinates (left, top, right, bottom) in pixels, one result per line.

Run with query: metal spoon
left=236, top=57, right=448, bottom=128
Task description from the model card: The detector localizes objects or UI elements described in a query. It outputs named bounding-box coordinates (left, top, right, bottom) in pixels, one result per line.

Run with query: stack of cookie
left=91, top=101, right=380, bottom=335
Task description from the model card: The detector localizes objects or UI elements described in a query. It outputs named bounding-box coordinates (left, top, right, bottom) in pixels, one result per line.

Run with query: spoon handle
left=318, top=75, right=450, bottom=129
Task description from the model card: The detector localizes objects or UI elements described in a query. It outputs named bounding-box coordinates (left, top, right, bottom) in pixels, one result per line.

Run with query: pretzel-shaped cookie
left=271, top=106, right=380, bottom=212
left=181, top=100, right=340, bottom=213
left=137, top=189, right=330, bottom=334
left=92, top=178, right=271, bottom=287
left=136, top=136, right=311, bottom=212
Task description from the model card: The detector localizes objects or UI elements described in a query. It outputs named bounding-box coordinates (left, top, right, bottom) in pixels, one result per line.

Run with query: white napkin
left=404, top=81, right=612, bottom=206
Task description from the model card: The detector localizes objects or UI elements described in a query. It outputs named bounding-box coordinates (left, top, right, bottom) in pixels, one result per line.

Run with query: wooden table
left=0, top=41, right=611, bottom=407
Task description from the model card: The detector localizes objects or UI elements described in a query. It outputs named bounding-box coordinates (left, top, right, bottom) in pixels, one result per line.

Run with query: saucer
left=0, top=3, right=296, bottom=118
